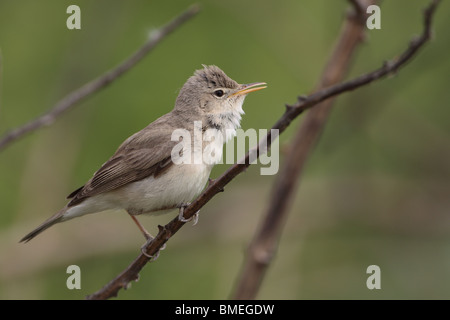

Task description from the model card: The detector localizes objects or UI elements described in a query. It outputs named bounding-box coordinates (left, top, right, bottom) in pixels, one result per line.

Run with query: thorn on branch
left=410, top=35, right=422, bottom=47
left=382, top=60, right=393, bottom=70
left=297, top=95, right=307, bottom=102
left=284, top=104, right=294, bottom=112
left=157, top=224, right=171, bottom=240
left=208, top=178, right=224, bottom=192
left=381, top=60, right=399, bottom=77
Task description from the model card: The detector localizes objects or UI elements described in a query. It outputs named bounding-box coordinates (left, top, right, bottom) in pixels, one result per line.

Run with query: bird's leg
left=128, top=213, right=153, bottom=240
left=127, top=212, right=166, bottom=261
left=178, top=203, right=200, bottom=226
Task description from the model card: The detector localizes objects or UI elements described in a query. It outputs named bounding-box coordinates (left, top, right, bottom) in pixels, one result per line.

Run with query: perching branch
left=86, top=0, right=441, bottom=300
left=0, top=4, right=200, bottom=152
left=232, top=0, right=378, bottom=300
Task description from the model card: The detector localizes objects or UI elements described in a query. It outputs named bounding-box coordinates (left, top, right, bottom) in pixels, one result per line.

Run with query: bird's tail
left=20, top=208, right=67, bottom=243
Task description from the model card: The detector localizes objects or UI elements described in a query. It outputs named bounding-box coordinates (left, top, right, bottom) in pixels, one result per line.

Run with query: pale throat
left=206, top=98, right=245, bottom=142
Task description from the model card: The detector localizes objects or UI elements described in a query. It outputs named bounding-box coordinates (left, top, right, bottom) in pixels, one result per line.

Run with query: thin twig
left=0, top=4, right=201, bottom=152
left=86, top=0, right=441, bottom=300
left=232, top=0, right=378, bottom=300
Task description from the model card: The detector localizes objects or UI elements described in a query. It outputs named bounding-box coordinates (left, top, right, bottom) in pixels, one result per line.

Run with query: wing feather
left=67, top=114, right=183, bottom=207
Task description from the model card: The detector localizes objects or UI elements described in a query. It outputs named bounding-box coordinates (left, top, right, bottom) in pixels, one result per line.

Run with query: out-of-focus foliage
left=0, top=0, right=449, bottom=299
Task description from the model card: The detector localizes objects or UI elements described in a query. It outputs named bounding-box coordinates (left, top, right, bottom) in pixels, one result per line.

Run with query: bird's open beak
left=231, top=82, right=267, bottom=96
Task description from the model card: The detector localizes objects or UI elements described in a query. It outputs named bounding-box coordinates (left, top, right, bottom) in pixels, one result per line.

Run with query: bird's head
left=174, top=65, right=266, bottom=131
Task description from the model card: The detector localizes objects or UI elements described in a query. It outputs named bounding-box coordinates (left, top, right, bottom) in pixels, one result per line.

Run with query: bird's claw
left=140, top=236, right=163, bottom=261
left=178, top=203, right=200, bottom=226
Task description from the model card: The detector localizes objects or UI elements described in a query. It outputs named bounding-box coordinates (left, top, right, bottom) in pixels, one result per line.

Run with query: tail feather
left=20, top=208, right=66, bottom=243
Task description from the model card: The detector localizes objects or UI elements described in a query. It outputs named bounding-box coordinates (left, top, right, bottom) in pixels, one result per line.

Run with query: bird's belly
left=113, top=163, right=212, bottom=215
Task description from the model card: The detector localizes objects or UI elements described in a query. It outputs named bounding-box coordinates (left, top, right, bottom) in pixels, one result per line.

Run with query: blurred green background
left=1, top=0, right=449, bottom=300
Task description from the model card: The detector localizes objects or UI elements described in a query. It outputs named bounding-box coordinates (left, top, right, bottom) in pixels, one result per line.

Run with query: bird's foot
left=178, top=203, right=200, bottom=226
left=140, top=236, right=166, bottom=261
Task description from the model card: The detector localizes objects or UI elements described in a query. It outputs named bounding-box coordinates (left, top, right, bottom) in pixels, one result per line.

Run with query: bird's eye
left=214, top=90, right=224, bottom=97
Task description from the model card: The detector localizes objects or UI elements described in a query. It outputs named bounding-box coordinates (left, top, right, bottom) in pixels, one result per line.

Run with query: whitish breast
left=115, top=162, right=213, bottom=215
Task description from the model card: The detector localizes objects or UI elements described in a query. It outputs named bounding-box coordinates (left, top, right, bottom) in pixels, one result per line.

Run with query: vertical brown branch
left=232, top=0, right=378, bottom=300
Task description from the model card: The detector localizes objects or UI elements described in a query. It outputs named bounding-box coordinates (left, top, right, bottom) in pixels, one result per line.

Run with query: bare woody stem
left=86, top=0, right=441, bottom=300
left=0, top=4, right=201, bottom=152
left=232, top=0, right=378, bottom=300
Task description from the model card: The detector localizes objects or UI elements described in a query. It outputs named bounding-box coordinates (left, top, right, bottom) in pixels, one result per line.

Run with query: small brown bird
left=20, top=65, right=266, bottom=243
